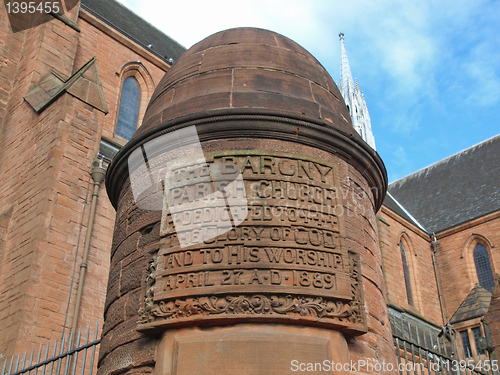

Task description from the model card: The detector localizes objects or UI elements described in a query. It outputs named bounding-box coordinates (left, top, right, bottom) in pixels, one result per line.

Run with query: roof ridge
left=80, top=0, right=186, bottom=61
left=390, top=133, right=500, bottom=186
left=386, top=192, right=428, bottom=233
left=110, top=0, right=186, bottom=49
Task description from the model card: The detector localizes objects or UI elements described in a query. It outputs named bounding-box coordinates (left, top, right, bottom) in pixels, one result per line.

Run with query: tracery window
left=116, top=76, right=141, bottom=140
left=400, top=240, right=414, bottom=306
left=473, top=243, right=495, bottom=292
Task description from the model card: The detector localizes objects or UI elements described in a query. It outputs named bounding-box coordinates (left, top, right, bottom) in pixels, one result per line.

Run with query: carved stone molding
left=136, top=150, right=367, bottom=334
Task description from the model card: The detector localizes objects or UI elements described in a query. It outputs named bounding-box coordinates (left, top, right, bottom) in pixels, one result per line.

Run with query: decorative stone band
left=106, top=113, right=388, bottom=212
left=137, top=251, right=365, bottom=335
left=132, top=148, right=367, bottom=334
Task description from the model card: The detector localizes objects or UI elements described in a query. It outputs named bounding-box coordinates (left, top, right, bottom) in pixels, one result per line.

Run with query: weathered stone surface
left=106, top=29, right=386, bottom=211
left=112, top=232, right=140, bottom=265
left=120, top=259, right=145, bottom=295
left=101, top=27, right=391, bottom=375
left=155, top=325, right=350, bottom=375
left=133, top=150, right=366, bottom=332
left=98, top=337, right=156, bottom=375
left=103, top=295, right=126, bottom=336
left=104, top=262, right=121, bottom=312
left=99, top=318, right=144, bottom=362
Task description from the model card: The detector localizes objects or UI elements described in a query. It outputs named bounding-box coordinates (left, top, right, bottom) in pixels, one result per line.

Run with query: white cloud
left=129, top=0, right=325, bottom=49
left=113, top=0, right=500, bottom=177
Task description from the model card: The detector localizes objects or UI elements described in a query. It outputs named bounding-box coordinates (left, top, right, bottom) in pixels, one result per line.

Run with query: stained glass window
left=116, top=76, right=141, bottom=140
left=473, top=243, right=495, bottom=292
left=400, top=241, right=414, bottom=306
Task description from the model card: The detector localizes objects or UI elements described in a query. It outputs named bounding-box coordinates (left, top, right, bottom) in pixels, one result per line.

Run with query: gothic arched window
left=400, top=241, right=414, bottom=306
left=473, top=243, right=495, bottom=292
left=116, top=76, right=141, bottom=140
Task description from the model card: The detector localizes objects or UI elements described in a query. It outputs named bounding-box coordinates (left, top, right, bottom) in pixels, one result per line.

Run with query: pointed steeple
left=339, top=33, right=376, bottom=150
left=339, top=32, right=355, bottom=101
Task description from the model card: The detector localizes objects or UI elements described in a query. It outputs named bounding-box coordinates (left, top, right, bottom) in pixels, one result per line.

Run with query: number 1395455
left=6, top=2, right=60, bottom=14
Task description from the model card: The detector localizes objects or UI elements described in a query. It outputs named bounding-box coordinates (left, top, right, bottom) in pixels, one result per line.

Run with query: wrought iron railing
left=393, top=332, right=497, bottom=375
left=2, top=315, right=497, bottom=375
left=390, top=309, right=496, bottom=375
left=1, top=323, right=100, bottom=375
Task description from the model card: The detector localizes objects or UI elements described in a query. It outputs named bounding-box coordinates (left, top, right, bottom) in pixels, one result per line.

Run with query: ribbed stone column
left=100, top=27, right=393, bottom=375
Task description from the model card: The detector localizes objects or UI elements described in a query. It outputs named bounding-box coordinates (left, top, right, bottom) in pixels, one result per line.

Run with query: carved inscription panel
left=138, top=151, right=366, bottom=333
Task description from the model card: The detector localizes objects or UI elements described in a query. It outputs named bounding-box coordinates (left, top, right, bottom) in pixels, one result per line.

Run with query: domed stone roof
left=106, top=27, right=387, bottom=210
left=134, top=27, right=354, bottom=140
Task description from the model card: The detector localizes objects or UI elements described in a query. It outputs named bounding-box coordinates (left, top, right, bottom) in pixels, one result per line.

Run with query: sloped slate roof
left=80, top=0, right=186, bottom=62
left=388, top=134, right=500, bottom=233
left=383, top=192, right=427, bottom=231
left=450, top=284, right=491, bottom=324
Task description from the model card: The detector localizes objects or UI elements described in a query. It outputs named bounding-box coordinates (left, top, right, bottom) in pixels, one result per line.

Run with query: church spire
left=339, top=33, right=376, bottom=150
left=339, top=32, right=354, bottom=103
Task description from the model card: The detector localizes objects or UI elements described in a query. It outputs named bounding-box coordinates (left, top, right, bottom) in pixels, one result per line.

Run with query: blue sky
left=116, top=0, right=500, bottom=183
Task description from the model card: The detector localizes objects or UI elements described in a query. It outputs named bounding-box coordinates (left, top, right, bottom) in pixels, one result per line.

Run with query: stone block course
left=0, top=3, right=168, bottom=356
left=1, top=3, right=497, bottom=372
left=97, top=337, right=156, bottom=375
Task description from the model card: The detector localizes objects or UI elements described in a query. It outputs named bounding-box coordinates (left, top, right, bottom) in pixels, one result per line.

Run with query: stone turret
left=100, top=27, right=392, bottom=375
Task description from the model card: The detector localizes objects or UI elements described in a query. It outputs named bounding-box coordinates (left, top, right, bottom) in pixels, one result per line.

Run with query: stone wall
left=435, top=212, right=500, bottom=319
left=0, top=4, right=169, bottom=356
left=377, top=206, right=443, bottom=326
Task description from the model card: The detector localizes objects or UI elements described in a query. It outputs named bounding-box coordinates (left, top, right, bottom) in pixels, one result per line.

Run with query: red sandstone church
left=0, top=0, right=499, bottom=374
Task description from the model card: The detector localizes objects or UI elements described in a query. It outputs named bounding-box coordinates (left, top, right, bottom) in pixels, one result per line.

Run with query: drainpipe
left=70, top=156, right=107, bottom=337
left=431, top=233, right=447, bottom=325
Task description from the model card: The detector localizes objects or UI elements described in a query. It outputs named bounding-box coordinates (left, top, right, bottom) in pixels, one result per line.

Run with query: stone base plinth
left=155, top=324, right=349, bottom=375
